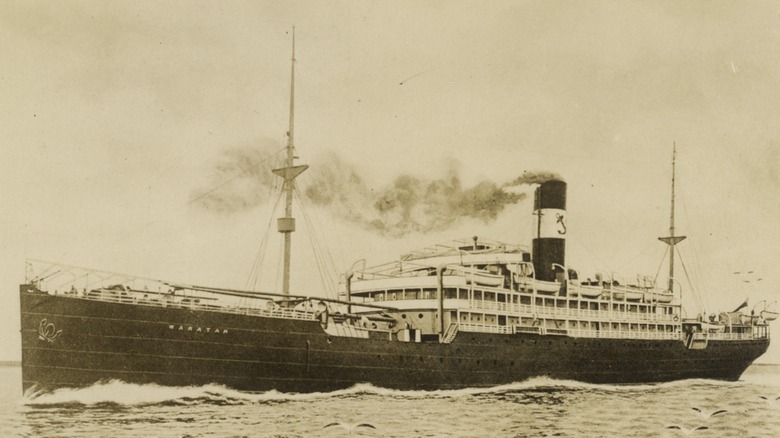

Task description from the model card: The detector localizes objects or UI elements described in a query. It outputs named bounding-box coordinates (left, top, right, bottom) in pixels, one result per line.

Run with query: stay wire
left=678, top=246, right=705, bottom=314
left=185, top=146, right=287, bottom=208
left=294, top=186, right=339, bottom=299
left=653, top=245, right=669, bottom=286
left=247, top=176, right=283, bottom=287
left=678, top=191, right=711, bottom=312
left=77, top=145, right=289, bottom=263
left=246, top=181, right=285, bottom=290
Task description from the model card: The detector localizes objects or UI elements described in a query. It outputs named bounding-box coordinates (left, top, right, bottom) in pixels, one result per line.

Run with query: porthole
left=418, top=313, right=424, bottom=319
left=401, top=314, right=407, bottom=319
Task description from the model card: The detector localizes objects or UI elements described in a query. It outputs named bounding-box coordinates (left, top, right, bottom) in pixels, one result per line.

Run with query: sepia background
left=1, top=0, right=779, bottom=366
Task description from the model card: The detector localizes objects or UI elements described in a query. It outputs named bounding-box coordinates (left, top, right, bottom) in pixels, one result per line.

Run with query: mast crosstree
left=272, top=27, right=308, bottom=296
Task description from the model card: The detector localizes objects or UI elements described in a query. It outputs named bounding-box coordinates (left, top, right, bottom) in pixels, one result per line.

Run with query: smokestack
left=532, top=180, right=567, bottom=282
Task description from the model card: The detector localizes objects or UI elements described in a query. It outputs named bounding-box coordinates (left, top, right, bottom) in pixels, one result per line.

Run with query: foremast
left=658, top=143, right=686, bottom=294
left=272, top=27, right=308, bottom=296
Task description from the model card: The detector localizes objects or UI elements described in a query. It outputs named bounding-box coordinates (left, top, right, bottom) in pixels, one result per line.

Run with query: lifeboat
left=446, top=266, right=504, bottom=287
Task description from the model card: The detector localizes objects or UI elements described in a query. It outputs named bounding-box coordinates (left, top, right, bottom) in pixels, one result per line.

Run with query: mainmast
left=658, top=143, right=686, bottom=293
left=272, top=27, right=308, bottom=296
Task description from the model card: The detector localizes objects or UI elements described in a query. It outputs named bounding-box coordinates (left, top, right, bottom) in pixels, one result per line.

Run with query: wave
left=23, top=374, right=771, bottom=408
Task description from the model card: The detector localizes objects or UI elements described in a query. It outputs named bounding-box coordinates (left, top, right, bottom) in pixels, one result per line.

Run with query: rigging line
left=246, top=183, right=285, bottom=290
left=653, top=245, right=669, bottom=286
left=676, top=247, right=704, bottom=312
left=250, top=178, right=284, bottom=283
left=570, top=232, right=610, bottom=274
left=27, top=258, right=168, bottom=293
left=186, top=145, right=287, bottom=208
left=673, top=158, right=710, bottom=312
left=302, top=209, right=333, bottom=297
left=309, top=208, right=340, bottom=296
left=30, top=263, right=61, bottom=283
left=50, top=271, right=89, bottom=291
left=73, top=145, right=289, bottom=265
left=495, top=210, right=529, bottom=248
left=312, top=226, right=338, bottom=297
left=678, top=246, right=705, bottom=313
left=678, top=192, right=711, bottom=311
left=248, top=179, right=284, bottom=285
left=294, top=187, right=338, bottom=298
left=297, top=187, right=340, bottom=291
left=686, top=239, right=710, bottom=312
left=611, top=238, right=660, bottom=276
left=273, top=231, right=284, bottom=293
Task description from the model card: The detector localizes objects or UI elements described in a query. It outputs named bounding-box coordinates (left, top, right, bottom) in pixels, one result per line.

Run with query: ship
left=19, top=34, right=772, bottom=395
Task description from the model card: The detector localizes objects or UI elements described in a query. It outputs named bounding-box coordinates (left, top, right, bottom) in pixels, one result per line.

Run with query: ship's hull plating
left=21, top=291, right=769, bottom=394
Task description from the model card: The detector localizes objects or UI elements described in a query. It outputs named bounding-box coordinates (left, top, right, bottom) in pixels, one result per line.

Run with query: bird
left=691, top=407, right=727, bottom=419
left=323, top=422, right=376, bottom=434
left=759, top=395, right=780, bottom=405
left=398, top=71, right=428, bottom=85
left=666, top=425, right=709, bottom=435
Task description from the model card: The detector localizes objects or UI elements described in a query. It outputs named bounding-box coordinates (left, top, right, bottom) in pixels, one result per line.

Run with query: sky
left=1, top=1, right=779, bottom=363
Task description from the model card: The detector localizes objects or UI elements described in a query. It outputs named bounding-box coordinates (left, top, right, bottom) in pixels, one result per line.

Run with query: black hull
left=21, top=291, right=769, bottom=394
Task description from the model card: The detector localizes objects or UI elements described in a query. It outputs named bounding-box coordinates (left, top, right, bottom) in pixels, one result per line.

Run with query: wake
left=22, top=376, right=758, bottom=407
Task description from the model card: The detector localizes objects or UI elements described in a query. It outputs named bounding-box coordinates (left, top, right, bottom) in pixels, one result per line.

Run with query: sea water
left=2, top=364, right=780, bottom=437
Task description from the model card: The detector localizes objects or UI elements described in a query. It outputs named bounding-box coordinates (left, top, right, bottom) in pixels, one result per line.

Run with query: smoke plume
left=193, top=146, right=561, bottom=237
left=303, top=153, right=560, bottom=237
left=503, top=171, right=562, bottom=187
left=190, top=139, right=281, bottom=212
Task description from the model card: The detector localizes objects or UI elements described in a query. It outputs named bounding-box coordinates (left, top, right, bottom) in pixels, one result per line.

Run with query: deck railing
left=458, top=323, right=513, bottom=334
left=695, top=331, right=766, bottom=341
left=459, top=323, right=683, bottom=340
left=567, top=329, right=681, bottom=340
left=51, top=289, right=317, bottom=321
left=462, top=299, right=677, bottom=323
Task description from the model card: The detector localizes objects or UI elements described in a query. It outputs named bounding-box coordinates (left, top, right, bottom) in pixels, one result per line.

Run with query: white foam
left=23, top=374, right=773, bottom=406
